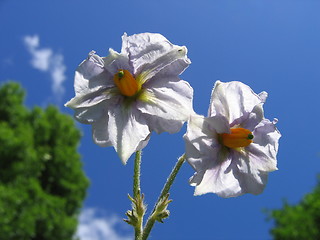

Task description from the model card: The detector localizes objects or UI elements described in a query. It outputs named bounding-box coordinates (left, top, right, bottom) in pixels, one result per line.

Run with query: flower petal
left=233, top=150, right=269, bottom=195
left=208, top=81, right=266, bottom=125
left=92, top=115, right=113, bottom=148
left=74, top=102, right=106, bottom=124
left=246, top=144, right=278, bottom=172
left=184, top=114, right=240, bottom=197
left=74, top=51, right=114, bottom=95
left=122, top=33, right=190, bottom=81
left=72, top=97, right=121, bottom=124
left=95, top=105, right=150, bottom=164
left=65, top=88, right=115, bottom=109
left=65, top=51, right=117, bottom=109
left=184, top=114, right=229, bottom=154
left=250, top=118, right=281, bottom=166
left=240, top=103, right=265, bottom=131
left=192, top=155, right=243, bottom=198
left=184, top=115, right=222, bottom=170
left=103, top=48, right=133, bottom=76
left=193, top=150, right=268, bottom=197
left=137, top=77, right=193, bottom=133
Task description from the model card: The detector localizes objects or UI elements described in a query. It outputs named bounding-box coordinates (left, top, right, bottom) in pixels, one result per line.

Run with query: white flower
left=65, top=33, right=193, bottom=164
left=184, top=81, right=280, bottom=198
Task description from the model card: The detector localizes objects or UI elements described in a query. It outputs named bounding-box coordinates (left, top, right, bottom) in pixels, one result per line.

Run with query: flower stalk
left=133, top=151, right=142, bottom=198
left=142, top=154, right=186, bottom=240
left=133, top=151, right=144, bottom=240
left=124, top=151, right=145, bottom=240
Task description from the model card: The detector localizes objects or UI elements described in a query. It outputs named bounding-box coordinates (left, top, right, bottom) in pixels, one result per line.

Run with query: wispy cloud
left=75, top=208, right=132, bottom=240
left=23, top=35, right=66, bottom=101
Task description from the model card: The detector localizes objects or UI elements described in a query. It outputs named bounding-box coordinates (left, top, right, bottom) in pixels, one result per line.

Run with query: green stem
left=142, top=154, right=186, bottom=240
left=133, top=150, right=142, bottom=198
left=133, top=151, right=142, bottom=240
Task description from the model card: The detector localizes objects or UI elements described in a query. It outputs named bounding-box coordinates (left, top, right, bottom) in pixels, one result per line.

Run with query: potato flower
left=184, top=81, right=280, bottom=198
left=66, top=33, right=193, bottom=164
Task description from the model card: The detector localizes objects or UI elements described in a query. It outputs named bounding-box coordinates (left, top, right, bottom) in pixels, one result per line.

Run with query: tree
left=268, top=178, right=320, bottom=240
left=0, top=81, right=89, bottom=239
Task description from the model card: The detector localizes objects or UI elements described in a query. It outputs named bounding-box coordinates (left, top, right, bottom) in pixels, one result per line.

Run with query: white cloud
left=23, top=34, right=66, bottom=101
left=24, top=35, right=39, bottom=49
left=75, top=208, right=132, bottom=240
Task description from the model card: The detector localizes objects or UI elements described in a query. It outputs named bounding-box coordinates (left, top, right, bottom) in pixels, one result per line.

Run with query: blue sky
left=1, top=0, right=320, bottom=239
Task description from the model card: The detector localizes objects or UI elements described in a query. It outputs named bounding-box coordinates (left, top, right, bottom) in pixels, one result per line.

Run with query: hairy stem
left=133, top=151, right=142, bottom=240
left=142, top=154, right=186, bottom=240
left=133, top=150, right=142, bottom=198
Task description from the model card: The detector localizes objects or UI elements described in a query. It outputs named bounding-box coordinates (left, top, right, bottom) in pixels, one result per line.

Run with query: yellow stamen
left=219, top=128, right=253, bottom=149
left=113, top=69, right=141, bottom=97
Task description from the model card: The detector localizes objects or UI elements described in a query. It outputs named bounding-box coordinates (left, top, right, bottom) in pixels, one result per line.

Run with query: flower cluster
left=66, top=33, right=280, bottom=197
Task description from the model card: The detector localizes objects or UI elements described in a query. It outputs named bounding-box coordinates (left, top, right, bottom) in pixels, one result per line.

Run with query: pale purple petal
left=105, top=106, right=150, bottom=164
left=252, top=118, right=281, bottom=164
left=233, top=150, right=269, bottom=195
left=92, top=115, right=113, bottom=148
left=91, top=108, right=151, bottom=152
left=74, top=51, right=114, bottom=95
left=65, top=88, right=115, bottom=109
left=208, top=81, right=265, bottom=125
left=136, top=133, right=151, bottom=151
left=258, top=91, right=268, bottom=103
left=121, top=32, right=190, bottom=80
left=240, top=104, right=264, bottom=131
left=194, top=150, right=268, bottom=197
left=235, top=170, right=269, bottom=196
left=137, top=78, right=193, bottom=133
left=246, top=144, right=278, bottom=172
left=205, top=116, right=231, bottom=134
left=73, top=97, right=121, bottom=124
left=184, top=115, right=222, bottom=170
left=103, top=48, right=133, bottom=76
left=193, top=156, right=243, bottom=197
left=65, top=51, right=117, bottom=109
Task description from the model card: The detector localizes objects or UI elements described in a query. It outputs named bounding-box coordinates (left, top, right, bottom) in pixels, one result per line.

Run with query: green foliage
left=269, top=178, right=320, bottom=240
left=0, top=82, right=89, bottom=240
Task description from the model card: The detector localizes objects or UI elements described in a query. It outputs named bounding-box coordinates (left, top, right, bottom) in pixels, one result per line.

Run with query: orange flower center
left=113, top=69, right=141, bottom=97
left=219, top=128, right=253, bottom=149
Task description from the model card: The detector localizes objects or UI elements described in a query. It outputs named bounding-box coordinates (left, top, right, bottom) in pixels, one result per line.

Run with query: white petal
left=204, top=115, right=231, bottom=134
left=65, top=51, right=117, bottom=109
left=184, top=114, right=230, bottom=186
left=246, top=144, right=278, bottom=172
left=74, top=101, right=106, bottom=124
left=103, top=106, right=150, bottom=164
left=184, top=115, right=213, bottom=154
left=65, top=88, right=115, bottom=109
left=74, top=51, right=114, bottom=96
left=103, top=48, right=133, bottom=76
left=72, top=97, right=120, bottom=124
left=233, top=151, right=269, bottom=195
left=251, top=118, right=281, bottom=165
left=92, top=115, right=113, bottom=148
left=121, top=32, right=190, bottom=80
left=236, top=171, right=269, bottom=195
left=240, top=103, right=265, bottom=131
left=136, top=133, right=151, bottom=151
left=137, top=78, right=193, bottom=133
left=193, top=156, right=242, bottom=198
left=184, top=114, right=228, bottom=156
left=208, top=81, right=266, bottom=125
left=193, top=150, right=268, bottom=197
